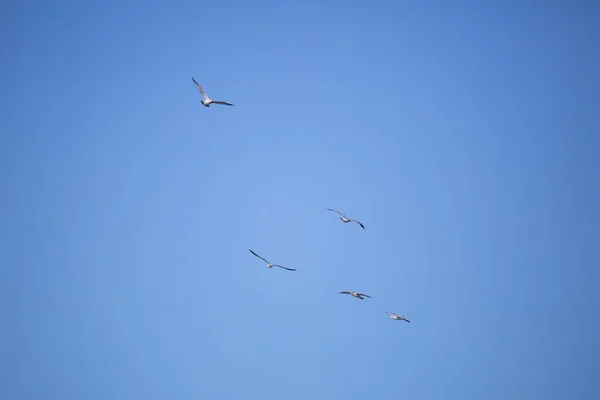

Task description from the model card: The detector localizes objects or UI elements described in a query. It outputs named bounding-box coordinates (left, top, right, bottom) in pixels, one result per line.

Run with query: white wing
left=191, top=77, right=209, bottom=100
left=327, top=208, right=347, bottom=218
left=249, top=249, right=270, bottom=264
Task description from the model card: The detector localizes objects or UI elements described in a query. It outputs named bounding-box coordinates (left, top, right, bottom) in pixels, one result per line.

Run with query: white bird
left=327, top=208, right=365, bottom=229
left=249, top=249, right=296, bottom=271
left=339, top=291, right=372, bottom=300
left=191, top=77, right=234, bottom=107
left=386, top=312, right=410, bottom=323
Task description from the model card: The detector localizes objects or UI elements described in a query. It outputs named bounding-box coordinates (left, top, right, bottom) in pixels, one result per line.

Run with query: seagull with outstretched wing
left=386, top=312, right=411, bottom=323
left=191, top=77, right=234, bottom=107
left=327, top=208, right=365, bottom=229
left=339, top=291, right=372, bottom=300
left=249, top=249, right=296, bottom=271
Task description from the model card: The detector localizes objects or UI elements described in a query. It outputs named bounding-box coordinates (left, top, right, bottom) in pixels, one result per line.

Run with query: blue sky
left=1, top=1, right=599, bottom=399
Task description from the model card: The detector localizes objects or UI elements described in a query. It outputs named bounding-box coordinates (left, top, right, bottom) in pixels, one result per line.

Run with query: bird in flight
left=327, top=208, right=365, bottom=229
left=249, top=249, right=296, bottom=271
left=191, top=77, right=234, bottom=107
left=339, top=291, right=372, bottom=300
left=386, top=312, right=411, bottom=323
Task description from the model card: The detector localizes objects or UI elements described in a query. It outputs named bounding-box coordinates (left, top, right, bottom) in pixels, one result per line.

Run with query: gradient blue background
left=2, top=1, right=599, bottom=399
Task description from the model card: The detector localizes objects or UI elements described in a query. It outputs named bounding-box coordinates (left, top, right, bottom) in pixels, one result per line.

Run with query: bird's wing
left=272, top=264, right=296, bottom=271
left=352, top=220, right=365, bottom=229
left=191, top=77, right=209, bottom=100
left=339, top=291, right=351, bottom=295
left=403, top=318, right=411, bottom=323
left=386, top=312, right=397, bottom=316
left=211, top=100, right=234, bottom=106
left=358, top=293, right=372, bottom=298
left=327, top=208, right=347, bottom=218
left=249, top=249, right=270, bottom=264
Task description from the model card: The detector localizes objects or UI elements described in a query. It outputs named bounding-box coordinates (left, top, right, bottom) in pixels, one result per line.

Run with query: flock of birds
left=192, top=77, right=411, bottom=325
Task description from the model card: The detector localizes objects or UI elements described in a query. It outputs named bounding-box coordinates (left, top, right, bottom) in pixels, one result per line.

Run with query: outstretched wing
left=271, top=264, right=296, bottom=271
left=211, top=100, right=234, bottom=106
left=339, top=291, right=351, bottom=295
left=249, top=249, right=270, bottom=264
left=352, top=220, right=365, bottom=229
left=327, top=208, right=347, bottom=218
left=358, top=293, right=372, bottom=298
left=191, top=77, right=209, bottom=100
left=386, top=312, right=397, bottom=317
left=402, top=317, right=411, bottom=323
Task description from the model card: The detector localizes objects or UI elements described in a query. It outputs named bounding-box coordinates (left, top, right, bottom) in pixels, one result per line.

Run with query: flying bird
left=249, top=249, right=296, bottom=271
left=327, top=208, right=365, bottom=229
left=339, top=291, right=372, bottom=300
left=386, top=312, right=411, bottom=323
left=191, top=77, right=234, bottom=107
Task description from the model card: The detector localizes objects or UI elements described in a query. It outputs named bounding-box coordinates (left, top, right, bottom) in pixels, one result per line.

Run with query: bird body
left=191, top=77, right=234, bottom=107
left=249, top=249, right=296, bottom=271
left=386, top=312, right=410, bottom=323
left=339, top=291, right=372, bottom=300
left=327, top=208, right=365, bottom=229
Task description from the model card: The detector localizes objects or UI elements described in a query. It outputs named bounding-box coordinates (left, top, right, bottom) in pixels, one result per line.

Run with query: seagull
left=327, top=208, right=365, bottom=229
left=191, top=77, right=234, bottom=107
left=339, top=291, right=372, bottom=300
left=386, top=312, right=411, bottom=323
left=249, top=249, right=296, bottom=271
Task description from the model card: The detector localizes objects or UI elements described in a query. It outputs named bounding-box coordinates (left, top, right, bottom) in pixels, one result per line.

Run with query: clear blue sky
left=1, top=1, right=599, bottom=399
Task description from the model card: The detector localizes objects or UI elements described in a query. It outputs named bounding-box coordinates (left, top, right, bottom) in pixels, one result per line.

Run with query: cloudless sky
left=1, top=1, right=599, bottom=399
